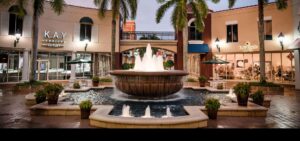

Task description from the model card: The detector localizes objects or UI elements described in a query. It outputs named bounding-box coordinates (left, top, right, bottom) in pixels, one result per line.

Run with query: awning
left=188, top=44, right=209, bottom=53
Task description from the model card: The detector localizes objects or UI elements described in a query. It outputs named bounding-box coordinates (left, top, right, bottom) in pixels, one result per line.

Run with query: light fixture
left=215, top=38, right=220, bottom=52
left=83, top=39, right=90, bottom=52
left=278, top=32, right=285, bottom=50
left=14, top=33, right=21, bottom=47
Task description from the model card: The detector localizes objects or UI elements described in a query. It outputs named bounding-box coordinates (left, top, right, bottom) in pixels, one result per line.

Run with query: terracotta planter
left=236, top=94, right=249, bottom=106
left=207, top=109, right=218, bottom=120
left=92, top=82, right=99, bottom=87
left=81, top=109, right=91, bottom=119
left=200, top=82, right=206, bottom=87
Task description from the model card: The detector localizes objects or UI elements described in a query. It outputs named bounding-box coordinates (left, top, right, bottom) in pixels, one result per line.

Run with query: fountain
left=121, top=105, right=131, bottom=117
left=110, top=43, right=188, bottom=97
left=142, top=106, right=152, bottom=118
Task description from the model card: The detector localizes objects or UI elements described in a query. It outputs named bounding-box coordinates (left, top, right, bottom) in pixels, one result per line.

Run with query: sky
left=65, top=0, right=275, bottom=31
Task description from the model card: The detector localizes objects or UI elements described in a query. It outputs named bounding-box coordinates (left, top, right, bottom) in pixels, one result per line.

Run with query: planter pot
left=236, top=94, right=249, bottom=106
left=47, top=92, right=59, bottom=105
left=207, top=109, right=218, bottom=120
left=200, top=82, right=206, bottom=87
left=100, top=82, right=113, bottom=86
left=92, top=82, right=99, bottom=87
left=253, top=99, right=264, bottom=106
left=81, top=109, right=91, bottom=119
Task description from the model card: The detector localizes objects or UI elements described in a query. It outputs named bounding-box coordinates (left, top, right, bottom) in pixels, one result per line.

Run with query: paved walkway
left=0, top=86, right=299, bottom=128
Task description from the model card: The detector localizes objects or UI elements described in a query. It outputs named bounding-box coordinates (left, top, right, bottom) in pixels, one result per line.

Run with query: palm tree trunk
left=177, top=30, right=184, bottom=70
left=111, top=19, right=116, bottom=70
left=183, top=24, right=189, bottom=72
left=30, top=11, right=39, bottom=81
left=258, top=0, right=266, bottom=82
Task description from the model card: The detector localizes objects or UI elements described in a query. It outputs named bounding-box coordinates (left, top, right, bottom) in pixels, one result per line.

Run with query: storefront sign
left=239, top=42, right=258, bottom=52
left=42, top=31, right=67, bottom=48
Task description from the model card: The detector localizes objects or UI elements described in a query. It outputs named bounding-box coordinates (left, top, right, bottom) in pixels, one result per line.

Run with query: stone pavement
left=0, top=86, right=299, bottom=128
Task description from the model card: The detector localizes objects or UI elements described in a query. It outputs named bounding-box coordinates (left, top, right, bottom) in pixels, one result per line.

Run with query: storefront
left=214, top=51, right=295, bottom=83
left=0, top=49, right=23, bottom=82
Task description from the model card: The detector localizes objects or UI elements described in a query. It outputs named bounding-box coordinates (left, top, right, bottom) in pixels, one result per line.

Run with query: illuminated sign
left=42, top=31, right=67, bottom=48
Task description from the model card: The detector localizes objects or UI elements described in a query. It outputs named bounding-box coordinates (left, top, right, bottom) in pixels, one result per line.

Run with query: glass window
left=188, top=22, right=203, bottom=40
left=227, top=24, right=238, bottom=43
left=80, top=17, right=93, bottom=41
left=8, top=5, right=25, bottom=35
left=264, top=20, right=272, bottom=40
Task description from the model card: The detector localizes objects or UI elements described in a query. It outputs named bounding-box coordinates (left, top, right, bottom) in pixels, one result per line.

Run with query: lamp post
left=14, top=33, right=21, bottom=47
left=215, top=38, right=220, bottom=53
left=82, top=39, right=89, bottom=80
left=278, top=32, right=285, bottom=51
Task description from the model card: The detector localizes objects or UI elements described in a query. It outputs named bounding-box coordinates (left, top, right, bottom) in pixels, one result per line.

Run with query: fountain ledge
left=89, top=106, right=208, bottom=128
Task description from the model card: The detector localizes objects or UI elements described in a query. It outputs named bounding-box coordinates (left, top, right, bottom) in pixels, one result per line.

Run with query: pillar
left=69, top=51, right=76, bottom=82
left=21, top=49, right=30, bottom=82
left=295, top=49, right=300, bottom=90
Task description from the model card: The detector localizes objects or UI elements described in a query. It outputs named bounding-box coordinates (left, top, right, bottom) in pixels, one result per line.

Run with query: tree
left=94, top=0, right=138, bottom=70
left=228, top=0, right=287, bottom=82
left=156, top=0, right=220, bottom=71
left=0, top=0, right=65, bottom=81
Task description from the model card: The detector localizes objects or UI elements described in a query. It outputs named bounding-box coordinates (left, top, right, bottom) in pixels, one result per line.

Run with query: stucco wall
left=211, top=0, right=294, bottom=53
left=0, top=2, right=119, bottom=53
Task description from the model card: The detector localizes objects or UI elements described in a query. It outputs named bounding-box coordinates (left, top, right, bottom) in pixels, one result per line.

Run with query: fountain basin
left=110, top=70, right=189, bottom=98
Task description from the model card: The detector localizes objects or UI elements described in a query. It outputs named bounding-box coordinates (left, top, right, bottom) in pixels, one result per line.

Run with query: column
left=21, top=49, right=30, bottom=82
left=69, top=51, right=76, bottom=82
left=294, top=50, right=300, bottom=90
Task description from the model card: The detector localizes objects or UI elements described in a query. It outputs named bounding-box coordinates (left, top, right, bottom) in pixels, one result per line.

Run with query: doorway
left=37, top=60, right=49, bottom=81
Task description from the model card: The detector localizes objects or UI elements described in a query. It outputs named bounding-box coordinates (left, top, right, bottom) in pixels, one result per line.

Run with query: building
left=0, top=2, right=119, bottom=82
left=210, top=0, right=299, bottom=87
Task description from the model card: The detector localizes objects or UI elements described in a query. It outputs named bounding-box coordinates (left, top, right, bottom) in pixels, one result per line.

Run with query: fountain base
left=110, top=70, right=189, bottom=97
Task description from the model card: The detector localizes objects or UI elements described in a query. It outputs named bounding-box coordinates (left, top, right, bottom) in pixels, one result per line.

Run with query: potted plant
left=198, top=76, right=207, bottom=87
left=233, top=83, right=251, bottom=106
left=45, top=83, right=64, bottom=105
left=79, top=100, right=93, bottom=119
left=92, top=76, right=100, bottom=87
left=217, top=83, right=224, bottom=90
left=250, top=90, right=264, bottom=106
left=205, top=98, right=221, bottom=120
left=99, top=77, right=113, bottom=85
left=35, top=89, right=47, bottom=104
left=73, top=82, right=81, bottom=89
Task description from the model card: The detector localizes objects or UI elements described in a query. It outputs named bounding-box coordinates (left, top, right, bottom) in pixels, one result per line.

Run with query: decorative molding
left=225, top=20, right=238, bottom=25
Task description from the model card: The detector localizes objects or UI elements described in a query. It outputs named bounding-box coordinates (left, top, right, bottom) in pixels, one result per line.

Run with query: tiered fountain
left=110, top=44, right=189, bottom=97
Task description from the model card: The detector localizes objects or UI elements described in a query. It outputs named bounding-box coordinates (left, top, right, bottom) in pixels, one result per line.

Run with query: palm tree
left=94, top=0, right=138, bottom=70
left=0, top=0, right=65, bottom=81
left=156, top=0, right=220, bottom=70
left=227, top=0, right=287, bottom=82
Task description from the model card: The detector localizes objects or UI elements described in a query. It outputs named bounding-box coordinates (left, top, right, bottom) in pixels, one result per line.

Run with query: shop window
left=188, top=22, right=203, bottom=40
left=227, top=24, right=238, bottom=43
left=264, top=20, right=272, bottom=40
left=8, top=5, right=26, bottom=35
left=80, top=17, right=93, bottom=41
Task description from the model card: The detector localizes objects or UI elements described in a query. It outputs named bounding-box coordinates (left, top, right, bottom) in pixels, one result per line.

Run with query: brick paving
left=0, top=85, right=299, bottom=128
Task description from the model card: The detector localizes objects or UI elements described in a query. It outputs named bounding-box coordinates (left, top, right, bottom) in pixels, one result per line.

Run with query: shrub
left=233, top=83, right=251, bottom=98
left=35, top=90, right=47, bottom=104
left=186, top=78, right=197, bottom=82
left=198, top=76, right=207, bottom=83
left=205, top=98, right=221, bottom=111
left=250, top=90, right=264, bottom=106
left=122, top=63, right=134, bottom=70
left=249, top=81, right=280, bottom=88
left=217, top=84, right=223, bottom=90
left=92, top=76, right=100, bottom=83
left=73, top=82, right=81, bottom=89
left=100, top=77, right=113, bottom=82
left=79, top=100, right=93, bottom=110
left=164, top=60, right=175, bottom=69
left=45, top=83, right=64, bottom=95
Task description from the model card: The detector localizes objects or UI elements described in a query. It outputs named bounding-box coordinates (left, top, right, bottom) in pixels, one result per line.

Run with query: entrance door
left=37, top=60, right=49, bottom=81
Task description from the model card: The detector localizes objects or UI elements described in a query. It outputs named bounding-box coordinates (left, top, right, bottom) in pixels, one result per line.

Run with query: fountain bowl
left=110, top=70, right=189, bottom=98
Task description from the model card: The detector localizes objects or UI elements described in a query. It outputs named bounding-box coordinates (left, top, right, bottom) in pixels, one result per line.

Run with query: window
left=264, top=20, right=272, bottom=40
left=80, top=17, right=93, bottom=41
left=227, top=24, right=238, bottom=43
left=8, top=5, right=26, bottom=35
left=188, top=22, right=203, bottom=40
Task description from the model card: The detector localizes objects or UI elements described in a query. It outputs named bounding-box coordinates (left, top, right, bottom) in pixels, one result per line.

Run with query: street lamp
left=215, top=38, right=220, bottom=52
left=83, top=39, right=90, bottom=52
left=14, top=33, right=21, bottom=47
left=278, top=32, right=285, bottom=50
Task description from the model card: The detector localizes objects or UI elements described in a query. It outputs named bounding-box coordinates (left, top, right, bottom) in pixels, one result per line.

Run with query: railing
left=121, top=31, right=176, bottom=40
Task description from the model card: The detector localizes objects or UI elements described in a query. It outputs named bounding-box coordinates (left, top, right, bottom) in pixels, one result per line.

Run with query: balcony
left=121, top=31, right=175, bottom=41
